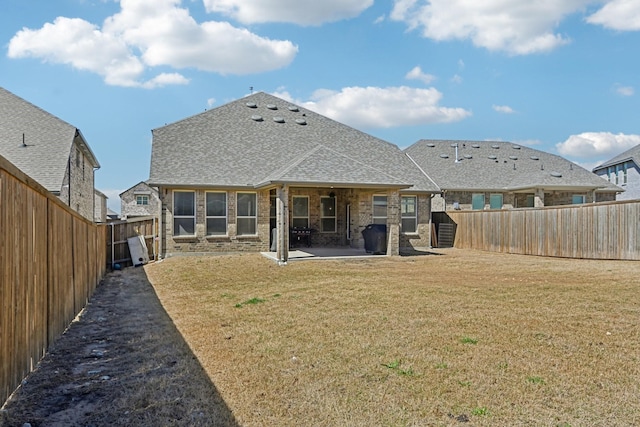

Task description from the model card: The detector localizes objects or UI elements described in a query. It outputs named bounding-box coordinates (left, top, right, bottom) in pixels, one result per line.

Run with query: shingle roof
left=405, top=140, right=621, bottom=193
left=149, top=92, right=438, bottom=192
left=0, top=87, right=99, bottom=192
left=592, top=143, right=640, bottom=171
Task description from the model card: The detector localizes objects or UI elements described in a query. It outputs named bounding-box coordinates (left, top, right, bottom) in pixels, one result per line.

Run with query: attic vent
left=530, top=155, right=539, bottom=160
left=551, top=172, right=562, bottom=178
left=464, top=154, right=473, bottom=159
left=440, top=154, right=449, bottom=159
left=246, top=102, right=257, bottom=108
left=488, top=155, right=497, bottom=160
left=273, top=116, right=285, bottom=123
left=509, top=155, right=518, bottom=160
left=472, top=144, right=480, bottom=148
left=288, top=106, right=299, bottom=112
left=266, top=104, right=278, bottom=110
left=426, top=143, right=435, bottom=147
left=295, top=118, right=307, bottom=125
left=251, top=115, right=263, bottom=121
left=512, top=145, right=521, bottom=149
left=491, top=144, right=500, bottom=149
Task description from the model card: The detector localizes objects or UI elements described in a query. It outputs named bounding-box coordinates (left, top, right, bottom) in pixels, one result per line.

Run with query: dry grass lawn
left=144, top=249, right=640, bottom=426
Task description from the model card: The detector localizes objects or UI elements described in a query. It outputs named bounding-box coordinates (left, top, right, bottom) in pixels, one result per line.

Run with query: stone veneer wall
left=161, top=187, right=433, bottom=255
left=120, top=182, right=161, bottom=218
left=434, top=190, right=614, bottom=212
left=164, top=188, right=271, bottom=254
left=59, top=143, right=95, bottom=221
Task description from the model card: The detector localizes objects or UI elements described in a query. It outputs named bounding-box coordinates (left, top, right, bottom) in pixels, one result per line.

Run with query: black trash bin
left=362, top=224, right=387, bottom=254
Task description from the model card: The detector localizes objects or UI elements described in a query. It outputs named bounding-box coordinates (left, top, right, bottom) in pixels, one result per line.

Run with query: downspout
left=109, top=222, right=115, bottom=269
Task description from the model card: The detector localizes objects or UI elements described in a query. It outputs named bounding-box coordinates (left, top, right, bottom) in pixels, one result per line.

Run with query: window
left=320, top=196, right=336, bottom=232
left=572, top=195, right=585, bottom=204
left=401, top=196, right=417, bottom=233
left=237, top=192, right=257, bottom=235
left=136, top=195, right=149, bottom=205
left=489, top=193, right=503, bottom=209
left=525, top=194, right=535, bottom=208
left=173, top=191, right=195, bottom=236
left=372, top=195, right=387, bottom=224
left=623, top=163, right=628, bottom=184
left=270, top=194, right=277, bottom=232
left=471, top=193, right=485, bottom=210
left=292, top=196, right=309, bottom=228
left=206, top=192, right=227, bottom=235
left=615, top=165, right=620, bottom=184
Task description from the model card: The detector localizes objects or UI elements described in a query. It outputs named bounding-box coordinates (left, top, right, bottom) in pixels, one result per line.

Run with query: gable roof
left=149, top=92, right=438, bottom=192
left=405, top=140, right=621, bottom=193
left=0, top=87, right=99, bottom=192
left=592, top=143, right=640, bottom=172
left=119, top=180, right=158, bottom=198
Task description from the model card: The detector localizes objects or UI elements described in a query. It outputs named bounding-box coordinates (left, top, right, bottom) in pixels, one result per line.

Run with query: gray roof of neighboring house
left=119, top=181, right=158, bottom=198
left=405, top=140, right=621, bottom=193
left=149, top=92, right=439, bottom=192
left=0, top=87, right=99, bottom=192
left=592, top=143, right=640, bottom=171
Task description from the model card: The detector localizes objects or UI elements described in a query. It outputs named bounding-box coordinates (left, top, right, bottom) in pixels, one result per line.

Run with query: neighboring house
left=405, top=140, right=621, bottom=211
left=592, top=144, right=640, bottom=200
left=120, top=181, right=160, bottom=218
left=94, top=189, right=108, bottom=223
left=106, top=208, right=120, bottom=221
left=0, top=87, right=100, bottom=221
left=148, top=92, right=439, bottom=261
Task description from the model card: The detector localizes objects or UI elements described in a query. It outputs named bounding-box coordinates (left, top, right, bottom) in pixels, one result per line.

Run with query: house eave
left=255, top=179, right=412, bottom=190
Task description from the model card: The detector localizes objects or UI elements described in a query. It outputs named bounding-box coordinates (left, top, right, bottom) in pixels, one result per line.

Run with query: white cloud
left=493, top=104, right=515, bottom=114
left=405, top=66, right=436, bottom=84
left=556, top=132, right=640, bottom=159
left=7, top=0, right=297, bottom=87
left=615, top=85, right=634, bottom=96
left=293, top=86, right=471, bottom=129
left=450, top=74, right=463, bottom=84
left=390, top=0, right=593, bottom=55
left=202, top=0, right=373, bottom=25
left=587, top=0, right=640, bottom=31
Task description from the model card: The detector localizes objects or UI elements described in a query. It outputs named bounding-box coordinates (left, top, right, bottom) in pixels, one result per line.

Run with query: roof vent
left=464, top=154, right=473, bottom=159
left=551, top=172, right=562, bottom=178
left=273, top=117, right=285, bottom=123
left=295, top=118, right=307, bottom=125
left=246, top=102, right=257, bottom=108
left=440, top=154, right=449, bottom=159
left=491, top=144, right=500, bottom=149
left=512, top=145, right=521, bottom=149
left=472, top=144, right=480, bottom=148
left=426, top=143, right=436, bottom=147
left=266, top=104, right=277, bottom=110
left=530, top=155, right=539, bottom=160
left=288, top=106, right=299, bottom=112
left=509, top=155, right=518, bottom=160
left=488, top=155, right=497, bottom=160
left=251, top=115, right=263, bottom=121
left=450, top=143, right=458, bottom=147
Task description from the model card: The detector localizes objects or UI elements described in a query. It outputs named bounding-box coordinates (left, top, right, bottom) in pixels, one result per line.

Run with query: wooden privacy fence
left=1, top=156, right=106, bottom=406
left=106, top=216, right=158, bottom=269
left=443, top=200, right=640, bottom=260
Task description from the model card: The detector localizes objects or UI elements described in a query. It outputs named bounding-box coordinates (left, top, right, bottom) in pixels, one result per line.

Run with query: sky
left=1, top=0, right=640, bottom=213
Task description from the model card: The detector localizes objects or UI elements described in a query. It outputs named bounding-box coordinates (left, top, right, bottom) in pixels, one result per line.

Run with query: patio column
left=276, top=185, right=289, bottom=264
left=387, top=190, right=400, bottom=256
left=534, top=188, right=545, bottom=207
